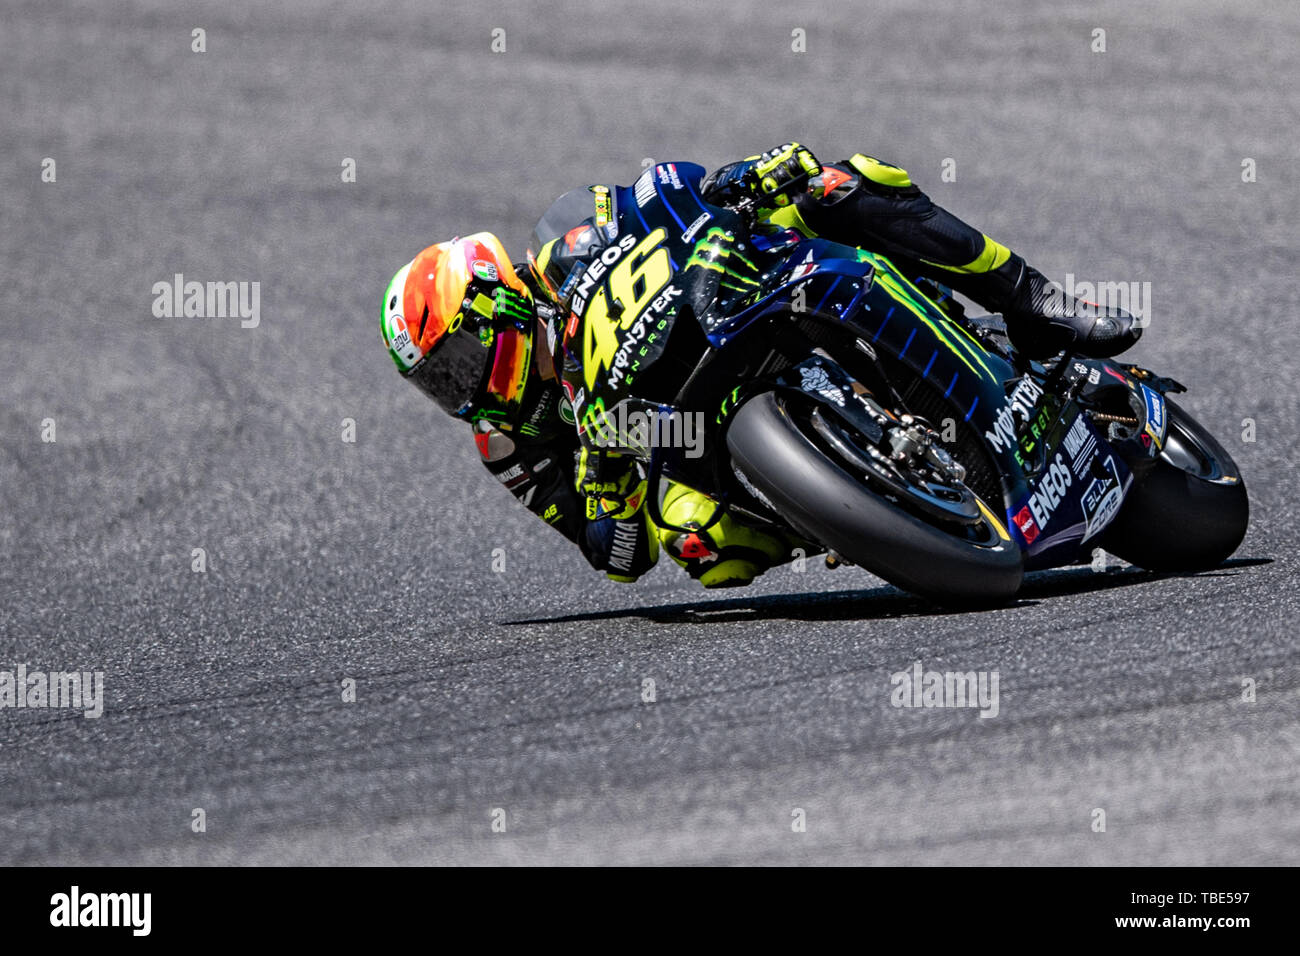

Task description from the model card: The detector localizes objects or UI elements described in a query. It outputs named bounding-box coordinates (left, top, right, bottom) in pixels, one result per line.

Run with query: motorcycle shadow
left=504, top=557, right=1270, bottom=627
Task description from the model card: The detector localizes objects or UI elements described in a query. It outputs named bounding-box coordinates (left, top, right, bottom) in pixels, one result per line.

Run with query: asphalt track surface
left=2, top=0, right=1298, bottom=866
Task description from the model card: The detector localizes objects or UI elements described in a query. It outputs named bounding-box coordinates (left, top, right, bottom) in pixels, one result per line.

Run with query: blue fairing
left=710, top=238, right=1135, bottom=565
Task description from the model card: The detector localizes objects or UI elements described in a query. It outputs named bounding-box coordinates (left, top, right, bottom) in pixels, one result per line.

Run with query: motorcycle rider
left=379, top=143, right=1141, bottom=588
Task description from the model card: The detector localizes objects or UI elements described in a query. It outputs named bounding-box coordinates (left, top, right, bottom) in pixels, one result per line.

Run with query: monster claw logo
left=683, top=227, right=761, bottom=295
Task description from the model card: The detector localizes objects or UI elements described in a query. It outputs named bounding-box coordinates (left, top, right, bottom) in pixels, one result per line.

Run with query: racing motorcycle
left=533, top=163, right=1249, bottom=602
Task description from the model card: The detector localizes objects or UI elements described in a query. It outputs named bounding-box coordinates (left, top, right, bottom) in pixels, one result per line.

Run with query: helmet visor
left=406, top=319, right=491, bottom=417
left=406, top=312, right=533, bottom=421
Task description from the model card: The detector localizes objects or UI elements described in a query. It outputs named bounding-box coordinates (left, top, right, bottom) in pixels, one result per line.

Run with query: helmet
left=381, top=232, right=535, bottom=424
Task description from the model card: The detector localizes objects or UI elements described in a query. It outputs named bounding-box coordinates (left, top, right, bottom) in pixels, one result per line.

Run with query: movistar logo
left=985, top=376, right=1044, bottom=453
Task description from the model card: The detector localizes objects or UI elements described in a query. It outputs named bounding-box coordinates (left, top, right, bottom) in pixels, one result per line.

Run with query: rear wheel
left=725, top=391, right=1023, bottom=603
left=1099, top=399, right=1248, bottom=571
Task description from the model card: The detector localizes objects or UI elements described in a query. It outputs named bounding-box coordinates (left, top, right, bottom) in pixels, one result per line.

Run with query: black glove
left=702, top=142, right=821, bottom=209
left=576, top=448, right=647, bottom=521
left=749, top=142, right=821, bottom=206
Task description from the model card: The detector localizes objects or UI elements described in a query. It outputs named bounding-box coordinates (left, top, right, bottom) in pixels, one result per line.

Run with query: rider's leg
left=793, top=154, right=1142, bottom=359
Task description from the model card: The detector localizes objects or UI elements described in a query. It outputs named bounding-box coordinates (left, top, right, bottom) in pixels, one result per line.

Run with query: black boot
left=955, top=255, right=1143, bottom=359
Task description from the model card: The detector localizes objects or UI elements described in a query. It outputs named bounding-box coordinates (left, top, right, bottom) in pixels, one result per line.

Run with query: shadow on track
left=503, top=557, right=1271, bottom=627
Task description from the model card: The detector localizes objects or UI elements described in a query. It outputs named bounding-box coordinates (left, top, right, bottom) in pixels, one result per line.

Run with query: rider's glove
left=491, top=286, right=534, bottom=327
left=749, top=142, right=821, bottom=207
left=702, top=142, right=821, bottom=209
left=576, top=448, right=648, bottom=521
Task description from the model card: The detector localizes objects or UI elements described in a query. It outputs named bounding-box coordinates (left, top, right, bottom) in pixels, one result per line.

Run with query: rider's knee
left=847, top=153, right=915, bottom=189
left=654, top=484, right=791, bottom=587
left=798, top=153, right=932, bottom=238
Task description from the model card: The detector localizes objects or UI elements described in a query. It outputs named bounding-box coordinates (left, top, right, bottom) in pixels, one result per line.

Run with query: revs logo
left=1012, top=505, right=1039, bottom=544
left=1025, top=452, right=1073, bottom=535
left=1061, top=413, right=1098, bottom=479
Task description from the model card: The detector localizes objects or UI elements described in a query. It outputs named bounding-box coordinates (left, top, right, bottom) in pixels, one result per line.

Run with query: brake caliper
left=888, top=414, right=967, bottom=483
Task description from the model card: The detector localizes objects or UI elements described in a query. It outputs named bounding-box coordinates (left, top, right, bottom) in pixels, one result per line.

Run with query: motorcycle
left=532, top=162, right=1249, bottom=602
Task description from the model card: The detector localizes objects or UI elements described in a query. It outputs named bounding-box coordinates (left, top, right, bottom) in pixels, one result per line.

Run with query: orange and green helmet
left=381, top=232, right=535, bottom=422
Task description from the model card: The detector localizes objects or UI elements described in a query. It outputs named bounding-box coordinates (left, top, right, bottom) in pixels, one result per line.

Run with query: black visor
left=406, top=322, right=490, bottom=417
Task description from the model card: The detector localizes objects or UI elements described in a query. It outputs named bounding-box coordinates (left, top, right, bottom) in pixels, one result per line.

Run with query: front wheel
left=725, top=391, right=1023, bottom=604
left=1099, top=398, right=1249, bottom=571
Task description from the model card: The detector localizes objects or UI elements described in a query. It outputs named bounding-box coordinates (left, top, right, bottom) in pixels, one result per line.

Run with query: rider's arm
left=573, top=447, right=658, bottom=582
left=475, top=426, right=657, bottom=581
left=475, top=424, right=585, bottom=543
left=700, top=143, right=1010, bottom=288
left=701, top=143, right=1045, bottom=334
left=700, top=142, right=822, bottom=210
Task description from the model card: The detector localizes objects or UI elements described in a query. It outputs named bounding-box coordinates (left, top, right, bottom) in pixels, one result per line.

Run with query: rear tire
left=726, top=391, right=1023, bottom=603
left=1100, top=398, right=1248, bottom=571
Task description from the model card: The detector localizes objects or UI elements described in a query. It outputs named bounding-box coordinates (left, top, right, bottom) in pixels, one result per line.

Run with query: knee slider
left=848, top=153, right=914, bottom=188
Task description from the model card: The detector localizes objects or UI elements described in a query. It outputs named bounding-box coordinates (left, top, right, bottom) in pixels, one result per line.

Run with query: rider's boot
left=947, top=253, right=1143, bottom=360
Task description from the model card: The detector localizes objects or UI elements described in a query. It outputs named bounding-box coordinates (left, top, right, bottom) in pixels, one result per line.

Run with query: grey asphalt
left=1, top=0, right=1297, bottom=865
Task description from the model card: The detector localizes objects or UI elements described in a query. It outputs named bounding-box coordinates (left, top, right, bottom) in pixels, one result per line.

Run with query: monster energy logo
left=684, top=228, right=761, bottom=291
left=869, top=256, right=997, bottom=383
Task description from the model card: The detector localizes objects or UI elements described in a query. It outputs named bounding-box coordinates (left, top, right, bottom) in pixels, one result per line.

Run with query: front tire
left=1099, top=398, right=1248, bottom=571
left=726, top=391, right=1023, bottom=603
